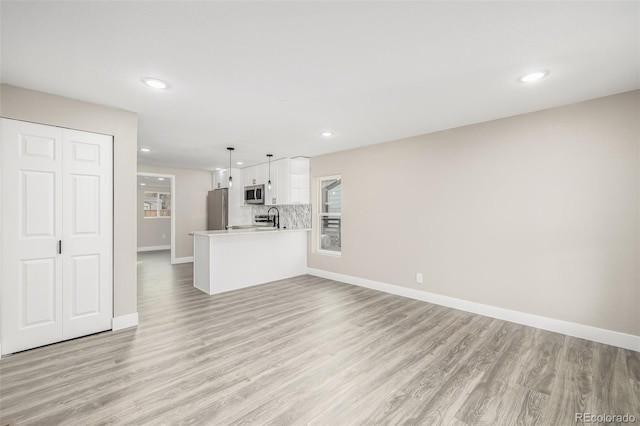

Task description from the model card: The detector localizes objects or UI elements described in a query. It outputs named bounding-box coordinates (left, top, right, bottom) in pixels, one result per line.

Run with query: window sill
left=316, top=249, right=342, bottom=257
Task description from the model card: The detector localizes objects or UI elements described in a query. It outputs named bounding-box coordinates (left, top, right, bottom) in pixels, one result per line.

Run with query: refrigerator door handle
left=223, top=189, right=228, bottom=230
left=223, top=199, right=227, bottom=229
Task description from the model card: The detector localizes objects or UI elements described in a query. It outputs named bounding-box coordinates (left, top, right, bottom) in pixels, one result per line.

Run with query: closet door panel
left=1, top=120, right=114, bottom=355
left=1, top=119, right=64, bottom=355
left=62, top=129, right=113, bottom=340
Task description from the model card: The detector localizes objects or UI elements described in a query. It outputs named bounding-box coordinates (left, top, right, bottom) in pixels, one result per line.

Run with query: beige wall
left=1, top=84, right=138, bottom=318
left=137, top=185, right=171, bottom=248
left=137, top=164, right=212, bottom=259
left=309, top=90, right=640, bottom=337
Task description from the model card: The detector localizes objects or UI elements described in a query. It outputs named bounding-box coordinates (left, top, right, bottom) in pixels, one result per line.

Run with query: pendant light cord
left=226, top=147, right=234, bottom=187
left=267, top=154, right=273, bottom=190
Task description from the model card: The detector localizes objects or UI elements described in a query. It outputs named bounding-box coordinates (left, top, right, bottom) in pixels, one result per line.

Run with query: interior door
left=1, top=118, right=64, bottom=354
left=62, top=129, right=113, bottom=340
left=1, top=119, right=113, bottom=355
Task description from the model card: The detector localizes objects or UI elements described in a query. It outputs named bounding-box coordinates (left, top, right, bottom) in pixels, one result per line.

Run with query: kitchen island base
left=193, top=229, right=308, bottom=295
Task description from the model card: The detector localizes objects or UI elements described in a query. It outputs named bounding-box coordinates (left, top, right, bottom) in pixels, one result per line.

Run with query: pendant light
left=226, top=147, right=234, bottom=188
left=266, top=154, right=273, bottom=190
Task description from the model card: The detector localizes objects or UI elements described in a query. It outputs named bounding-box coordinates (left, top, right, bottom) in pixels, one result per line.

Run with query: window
left=318, top=176, right=341, bottom=255
left=144, top=191, right=171, bottom=218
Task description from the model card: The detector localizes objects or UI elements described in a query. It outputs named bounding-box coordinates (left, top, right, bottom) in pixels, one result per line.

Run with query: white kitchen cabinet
left=213, top=169, right=228, bottom=189
left=213, top=168, right=243, bottom=190
left=265, top=159, right=287, bottom=205
left=193, top=229, right=309, bottom=295
left=264, top=157, right=309, bottom=205
left=239, top=157, right=309, bottom=205
left=241, top=168, right=251, bottom=188
left=289, top=157, right=310, bottom=204
left=242, top=163, right=267, bottom=188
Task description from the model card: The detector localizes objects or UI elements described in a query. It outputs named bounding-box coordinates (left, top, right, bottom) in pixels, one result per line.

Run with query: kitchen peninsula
left=192, top=228, right=309, bottom=295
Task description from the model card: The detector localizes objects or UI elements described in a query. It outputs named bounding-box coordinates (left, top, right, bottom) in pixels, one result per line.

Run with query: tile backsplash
left=252, top=204, right=311, bottom=229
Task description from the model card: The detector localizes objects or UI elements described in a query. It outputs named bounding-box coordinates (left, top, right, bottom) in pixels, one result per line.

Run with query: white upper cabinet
left=240, top=157, right=309, bottom=205
left=242, top=163, right=267, bottom=188
left=213, top=169, right=228, bottom=189
left=265, top=159, right=288, bottom=205
left=264, top=157, right=309, bottom=205
left=217, top=159, right=308, bottom=205
left=213, top=168, right=242, bottom=190
left=289, top=157, right=310, bottom=204
left=241, top=168, right=252, bottom=188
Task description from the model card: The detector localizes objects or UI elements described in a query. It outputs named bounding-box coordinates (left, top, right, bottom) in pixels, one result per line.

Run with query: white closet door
left=1, top=119, right=113, bottom=355
left=1, top=118, right=64, bottom=354
left=62, top=129, right=113, bottom=340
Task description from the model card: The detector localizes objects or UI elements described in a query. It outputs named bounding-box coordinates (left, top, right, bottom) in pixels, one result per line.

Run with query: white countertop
left=191, top=228, right=311, bottom=237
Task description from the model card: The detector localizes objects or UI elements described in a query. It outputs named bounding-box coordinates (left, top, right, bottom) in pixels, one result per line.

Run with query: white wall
left=1, top=84, right=138, bottom=319
left=137, top=164, right=211, bottom=259
left=309, top=90, right=640, bottom=338
left=137, top=184, right=171, bottom=249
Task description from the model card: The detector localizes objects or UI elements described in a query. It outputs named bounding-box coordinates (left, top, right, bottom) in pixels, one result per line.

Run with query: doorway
left=137, top=172, right=176, bottom=263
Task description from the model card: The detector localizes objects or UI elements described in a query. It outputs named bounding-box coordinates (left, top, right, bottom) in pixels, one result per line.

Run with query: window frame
left=317, top=175, right=342, bottom=256
left=143, top=191, right=172, bottom=219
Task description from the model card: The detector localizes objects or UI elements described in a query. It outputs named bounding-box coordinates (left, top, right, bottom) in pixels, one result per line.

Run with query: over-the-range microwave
left=244, top=184, right=265, bottom=204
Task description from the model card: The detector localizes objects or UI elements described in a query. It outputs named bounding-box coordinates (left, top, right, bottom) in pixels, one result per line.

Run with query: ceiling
left=2, top=2, right=638, bottom=171
left=137, top=175, right=172, bottom=189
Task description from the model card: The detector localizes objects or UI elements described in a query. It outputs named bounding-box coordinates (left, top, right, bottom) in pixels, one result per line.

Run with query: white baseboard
left=112, top=312, right=139, bottom=331
left=172, top=256, right=193, bottom=264
left=307, top=268, right=640, bottom=352
left=137, top=245, right=170, bottom=252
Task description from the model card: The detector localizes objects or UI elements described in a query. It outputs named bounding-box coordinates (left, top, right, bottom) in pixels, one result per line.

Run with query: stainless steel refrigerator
left=207, top=188, right=228, bottom=230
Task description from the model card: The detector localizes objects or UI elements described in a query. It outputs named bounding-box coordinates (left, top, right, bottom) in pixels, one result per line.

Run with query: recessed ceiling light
left=215, top=167, right=222, bottom=171
left=139, top=147, right=152, bottom=152
left=158, top=177, right=165, bottom=181
left=236, top=161, right=244, bottom=165
left=140, top=183, right=146, bottom=186
left=142, top=78, right=168, bottom=89
left=321, top=132, right=334, bottom=137
left=518, top=70, right=549, bottom=83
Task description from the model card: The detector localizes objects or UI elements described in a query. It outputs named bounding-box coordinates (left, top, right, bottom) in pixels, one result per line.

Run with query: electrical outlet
left=416, top=273, right=423, bottom=284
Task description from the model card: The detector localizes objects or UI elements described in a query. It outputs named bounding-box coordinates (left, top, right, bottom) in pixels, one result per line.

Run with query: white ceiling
left=2, top=1, right=638, bottom=170
left=137, top=174, right=171, bottom=189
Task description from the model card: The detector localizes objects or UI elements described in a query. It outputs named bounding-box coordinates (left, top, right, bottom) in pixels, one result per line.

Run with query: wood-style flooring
left=1, top=250, right=638, bottom=425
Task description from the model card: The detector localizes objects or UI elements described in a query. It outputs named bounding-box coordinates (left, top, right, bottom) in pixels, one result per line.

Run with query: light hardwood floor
left=1, top=250, right=638, bottom=425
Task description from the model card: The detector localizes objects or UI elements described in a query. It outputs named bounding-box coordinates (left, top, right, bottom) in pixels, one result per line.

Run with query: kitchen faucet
left=267, top=206, right=280, bottom=229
